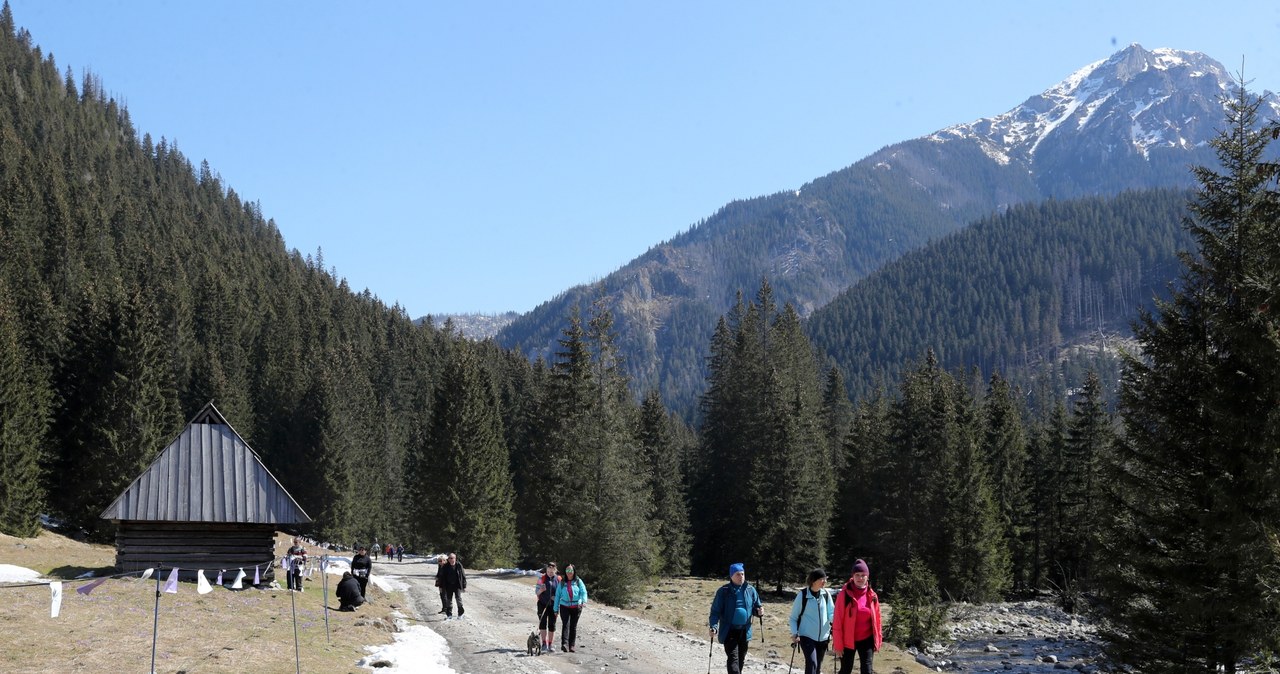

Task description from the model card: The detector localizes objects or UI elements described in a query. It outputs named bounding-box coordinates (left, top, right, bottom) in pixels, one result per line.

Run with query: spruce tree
left=638, top=389, right=692, bottom=574
left=0, top=280, right=49, bottom=537
left=831, top=388, right=890, bottom=575
left=943, top=383, right=1010, bottom=601
left=1058, top=371, right=1110, bottom=596
left=1102, top=84, right=1280, bottom=671
left=426, top=344, right=517, bottom=567
left=981, top=373, right=1031, bottom=591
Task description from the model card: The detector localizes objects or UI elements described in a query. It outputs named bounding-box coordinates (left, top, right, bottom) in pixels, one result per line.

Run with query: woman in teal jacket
left=788, top=568, right=834, bottom=674
left=554, top=564, right=588, bottom=652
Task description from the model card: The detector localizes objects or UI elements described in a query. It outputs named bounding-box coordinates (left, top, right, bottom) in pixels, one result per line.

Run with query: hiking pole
left=758, top=611, right=765, bottom=646
left=707, top=628, right=714, bottom=674
left=788, top=640, right=797, bottom=674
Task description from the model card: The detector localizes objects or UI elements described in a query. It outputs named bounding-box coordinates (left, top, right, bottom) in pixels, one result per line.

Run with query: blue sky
left=7, top=1, right=1279, bottom=316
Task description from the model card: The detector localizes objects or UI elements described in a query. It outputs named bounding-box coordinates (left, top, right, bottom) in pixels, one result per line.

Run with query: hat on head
left=851, top=559, right=869, bottom=576
left=565, top=564, right=575, bottom=574
left=729, top=562, right=745, bottom=577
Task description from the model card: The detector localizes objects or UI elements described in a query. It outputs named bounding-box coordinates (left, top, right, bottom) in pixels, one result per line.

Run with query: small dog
left=527, top=631, right=542, bottom=656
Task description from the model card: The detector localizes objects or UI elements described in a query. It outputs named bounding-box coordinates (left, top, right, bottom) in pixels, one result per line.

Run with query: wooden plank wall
left=114, top=521, right=280, bottom=582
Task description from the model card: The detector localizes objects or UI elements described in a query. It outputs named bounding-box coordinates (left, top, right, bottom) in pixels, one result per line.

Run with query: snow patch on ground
left=359, top=619, right=457, bottom=673
left=0, top=564, right=40, bottom=583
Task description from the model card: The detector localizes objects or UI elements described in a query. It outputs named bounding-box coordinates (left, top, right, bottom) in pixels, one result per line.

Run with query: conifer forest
left=1, top=6, right=1279, bottom=669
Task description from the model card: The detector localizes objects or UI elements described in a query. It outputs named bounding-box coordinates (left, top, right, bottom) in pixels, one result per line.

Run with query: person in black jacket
left=336, top=571, right=364, bottom=611
left=350, top=547, right=373, bottom=598
left=435, top=552, right=467, bottom=619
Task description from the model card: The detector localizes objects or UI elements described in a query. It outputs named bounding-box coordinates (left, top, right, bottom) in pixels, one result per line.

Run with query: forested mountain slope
left=806, top=189, right=1195, bottom=402
left=496, top=45, right=1274, bottom=420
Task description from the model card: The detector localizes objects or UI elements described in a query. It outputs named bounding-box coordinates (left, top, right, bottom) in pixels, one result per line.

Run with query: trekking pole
left=787, top=640, right=797, bottom=674
left=707, top=628, right=714, bottom=674
left=758, top=611, right=765, bottom=646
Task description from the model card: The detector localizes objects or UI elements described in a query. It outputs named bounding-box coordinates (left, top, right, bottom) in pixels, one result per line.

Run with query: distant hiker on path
left=554, top=564, right=588, bottom=652
left=435, top=552, right=467, bottom=619
left=336, top=571, right=365, bottom=611
left=396, top=543, right=404, bottom=562
left=832, top=559, right=881, bottom=674
left=351, top=546, right=373, bottom=598
left=535, top=561, right=562, bottom=652
left=789, top=568, right=834, bottom=674
left=709, top=562, right=763, bottom=674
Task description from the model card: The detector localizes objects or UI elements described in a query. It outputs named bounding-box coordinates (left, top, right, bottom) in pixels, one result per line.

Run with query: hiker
left=535, top=561, right=562, bottom=652
left=285, top=537, right=307, bottom=592
left=832, top=559, right=882, bottom=674
left=336, top=571, right=364, bottom=611
left=708, top=562, right=763, bottom=674
left=371, top=541, right=379, bottom=561
left=554, top=564, right=588, bottom=652
left=350, top=546, right=373, bottom=598
left=789, top=568, right=835, bottom=674
left=396, top=543, right=404, bottom=562
left=435, top=551, right=467, bottom=618
left=434, top=554, right=449, bottom=613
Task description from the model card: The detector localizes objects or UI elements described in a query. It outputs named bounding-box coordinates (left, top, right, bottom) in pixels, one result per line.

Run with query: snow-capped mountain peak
left=929, top=44, right=1240, bottom=164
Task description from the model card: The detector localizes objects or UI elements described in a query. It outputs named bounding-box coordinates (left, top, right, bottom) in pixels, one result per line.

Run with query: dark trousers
left=723, top=626, right=749, bottom=674
left=442, top=588, right=464, bottom=617
left=355, top=574, right=369, bottom=598
left=288, top=567, right=303, bottom=591
left=559, top=606, right=582, bottom=648
left=538, top=604, right=557, bottom=631
left=837, top=638, right=874, bottom=674
left=799, top=636, right=828, bottom=674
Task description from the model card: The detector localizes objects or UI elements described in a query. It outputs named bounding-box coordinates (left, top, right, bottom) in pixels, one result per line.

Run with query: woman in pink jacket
left=831, top=559, right=882, bottom=674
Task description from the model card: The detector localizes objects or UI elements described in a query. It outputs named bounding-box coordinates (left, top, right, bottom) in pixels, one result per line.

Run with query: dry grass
left=620, top=576, right=935, bottom=674
left=0, top=530, right=399, bottom=674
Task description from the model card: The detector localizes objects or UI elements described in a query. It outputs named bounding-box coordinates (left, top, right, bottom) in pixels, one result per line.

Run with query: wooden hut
left=100, top=402, right=311, bottom=582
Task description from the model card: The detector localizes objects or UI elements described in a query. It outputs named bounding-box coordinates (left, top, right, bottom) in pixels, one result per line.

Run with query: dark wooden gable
left=100, top=402, right=311, bottom=525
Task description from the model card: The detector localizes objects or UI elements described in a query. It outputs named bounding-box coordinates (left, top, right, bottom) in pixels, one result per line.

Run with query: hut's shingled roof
left=100, top=402, right=312, bottom=524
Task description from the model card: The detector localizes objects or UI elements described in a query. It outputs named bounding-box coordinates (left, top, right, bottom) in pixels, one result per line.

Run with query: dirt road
left=384, top=557, right=782, bottom=674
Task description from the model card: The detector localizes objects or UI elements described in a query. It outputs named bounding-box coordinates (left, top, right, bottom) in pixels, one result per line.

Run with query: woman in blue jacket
left=789, top=568, right=835, bottom=674
left=554, top=564, right=589, bottom=652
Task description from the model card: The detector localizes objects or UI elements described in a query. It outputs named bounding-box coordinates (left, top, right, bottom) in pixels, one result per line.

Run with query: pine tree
left=1025, top=401, right=1067, bottom=591
left=943, top=382, right=1010, bottom=601
left=52, top=280, right=179, bottom=538
left=426, top=344, right=517, bottom=567
left=1058, top=371, right=1110, bottom=595
left=981, top=373, right=1031, bottom=591
left=831, top=388, right=890, bottom=575
left=0, top=280, right=49, bottom=537
left=878, top=351, right=957, bottom=588
left=639, top=389, right=692, bottom=574
left=1101, top=84, right=1280, bottom=672
left=693, top=281, right=832, bottom=588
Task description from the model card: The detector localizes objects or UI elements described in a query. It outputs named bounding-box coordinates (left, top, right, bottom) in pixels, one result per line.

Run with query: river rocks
left=923, top=600, right=1104, bottom=673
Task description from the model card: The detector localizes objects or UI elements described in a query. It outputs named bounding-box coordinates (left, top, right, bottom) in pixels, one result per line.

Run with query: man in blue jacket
left=709, top=562, right=763, bottom=674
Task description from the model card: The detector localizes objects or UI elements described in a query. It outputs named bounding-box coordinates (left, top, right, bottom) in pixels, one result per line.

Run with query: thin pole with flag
left=150, top=567, right=161, bottom=674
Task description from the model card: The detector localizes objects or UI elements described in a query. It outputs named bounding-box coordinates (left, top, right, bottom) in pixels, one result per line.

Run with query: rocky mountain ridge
left=490, top=44, right=1276, bottom=419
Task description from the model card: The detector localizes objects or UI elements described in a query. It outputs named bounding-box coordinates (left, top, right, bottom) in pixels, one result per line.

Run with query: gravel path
left=384, top=557, right=781, bottom=674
